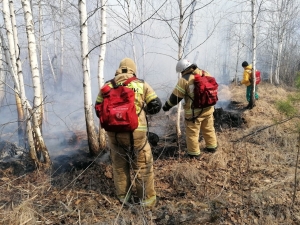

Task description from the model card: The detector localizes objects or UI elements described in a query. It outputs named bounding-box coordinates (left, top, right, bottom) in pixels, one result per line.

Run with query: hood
left=115, top=58, right=137, bottom=76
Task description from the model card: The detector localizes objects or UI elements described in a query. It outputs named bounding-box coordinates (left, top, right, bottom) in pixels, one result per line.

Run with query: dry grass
left=1, top=82, right=300, bottom=224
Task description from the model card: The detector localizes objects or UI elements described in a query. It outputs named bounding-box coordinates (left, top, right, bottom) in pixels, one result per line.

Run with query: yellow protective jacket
left=241, top=64, right=252, bottom=87
left=95, top=70, right=159, bottom=132
left=166, top=67, right=214, bottom=120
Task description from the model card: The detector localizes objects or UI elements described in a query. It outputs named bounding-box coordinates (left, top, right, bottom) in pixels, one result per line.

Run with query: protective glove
left=146, top=98, right=162, bottom=114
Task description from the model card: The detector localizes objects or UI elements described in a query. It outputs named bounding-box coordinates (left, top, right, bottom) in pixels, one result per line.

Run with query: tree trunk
left=249, top=0, right=257, bottom=109
left=22, top=0, right=43, bottom=128
left=38, top=0, right=46, bottom=126
left=176, top=0, right=184, bottom=148
left=22, top=0, right=51, bottom=168
left=3, top=0, right=25, bottom=146
left=1, top=29, right=46, bottom=168
left=58, top=0, right=64, bottom=92
left=79, top=0, right=100, bottom=156
left=269, top=29, right=274, bottom=84
left=126, top=1, right=138, bottom=74
left=0, top=36, right=5, bottom=105
left=275, top=37, right=283, bottom=85
left=97, top=0, right=107, bottom=150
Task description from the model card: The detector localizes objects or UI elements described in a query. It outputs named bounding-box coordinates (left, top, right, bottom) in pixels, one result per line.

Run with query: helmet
left=119, top=58, right=137, bottom=74
left=176, top=59, right=192, bottom=73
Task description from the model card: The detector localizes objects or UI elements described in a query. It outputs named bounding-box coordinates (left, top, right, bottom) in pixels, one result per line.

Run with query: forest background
left=1, top=0, right=299, bottom=157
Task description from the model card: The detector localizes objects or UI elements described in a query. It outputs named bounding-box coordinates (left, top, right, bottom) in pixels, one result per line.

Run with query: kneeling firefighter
left=95, top=58, right=161, bottom=207
left=162, top=59, right=218, bottom=158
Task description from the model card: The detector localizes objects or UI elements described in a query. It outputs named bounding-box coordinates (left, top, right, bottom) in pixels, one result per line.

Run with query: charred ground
left=1, top=83, right=300, bottom=225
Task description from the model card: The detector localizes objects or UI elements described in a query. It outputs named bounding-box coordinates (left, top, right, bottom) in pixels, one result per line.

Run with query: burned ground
left=1, top=83, right=300, bottom=225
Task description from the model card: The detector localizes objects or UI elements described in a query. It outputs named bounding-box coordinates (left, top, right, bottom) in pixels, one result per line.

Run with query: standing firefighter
left=162, top=59, right=218, bottom=158
left=95, top=58, right=161, bottom=208
left=241, top=61, right=259, bottom=108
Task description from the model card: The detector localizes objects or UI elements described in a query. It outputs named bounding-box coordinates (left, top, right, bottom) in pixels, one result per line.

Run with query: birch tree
left=57, top=0, right=64, bottom=92
left=265, top=0, right=299, bottom=85
left=21, top=0, right=43, bottom=127
left=3, top=0, right=25, bottom=146
left=79, top=0, right=100, bottom=156
left=156, top=0, right=216, bottom=146
left=0, top=29, right=50, bottom=168
left=97, top=0, right=107, bottom=150
left=248, top=0, right=258, bottom=109
left=37, top=0, right=46, bottom=123
left=21, top=0, right=51, bottom=168
left=0, top=38, right=5, bottom=106
left=125, top=0, right=138, bottom=72
left=176, top=0, right=184, bottom=145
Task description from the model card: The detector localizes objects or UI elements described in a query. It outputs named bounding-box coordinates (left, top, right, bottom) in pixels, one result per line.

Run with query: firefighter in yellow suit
left=162, top=59, right=218, bottom=158
left=95, top=58, right=161, bottom=208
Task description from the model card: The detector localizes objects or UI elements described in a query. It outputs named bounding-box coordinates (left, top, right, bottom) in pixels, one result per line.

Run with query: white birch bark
left=21, top=0, right=43, bottom=126
left=47, top=49, right=57, bottom=82
left=38, top=0, right=45, bottom=124
left=275, top=36, right=283, bottom=85
left=176, top=0, right=184, bottom=143
left=251, top=0, right=257, bottom=107
left=0, top=32, right=20, bottom=102
left=79, top=0, right=99, bottom=155
left=51, top=12, right=58, bottom=85
left=126, top=0, right=138, bottom=73
left=97, top=0, right=107, bottom=150
left=140, top=0, right=146, bottom=79
left=3, top=0, right=26, bottom=146
left=3, top=0, right=17, bottom=80
left=270, top=52, right=274, bottom=84
left=0, top=37, right=5, bottom=105
left=268, top=27, right=275, bottom=84
left=59, top=0, right=64, bottom=91
left=0, top=31, right=36, bottom=164
left=10, top=0, right=27, bottom=146
left=98, top=0, right=106, bottom=89
left=22, top=0, right=51, bottom=167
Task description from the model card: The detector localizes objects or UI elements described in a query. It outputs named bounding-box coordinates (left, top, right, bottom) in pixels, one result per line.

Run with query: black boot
left=203, top=147, right=217, bottom=153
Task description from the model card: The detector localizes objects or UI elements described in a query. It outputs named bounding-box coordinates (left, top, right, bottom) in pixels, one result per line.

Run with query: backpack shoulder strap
left=123, top=76, right=137, bottom=86
left=201, top=70, right=205, bottom=77
left=194, top=74, right=201, bottom=78
left=110, top=79, right=117, bottom=88
left=110, top=76, right=137, bottom=88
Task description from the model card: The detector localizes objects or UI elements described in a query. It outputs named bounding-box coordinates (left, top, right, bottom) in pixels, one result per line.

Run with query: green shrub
left=296, top=72, right=300, bottom=89
left=287, top=93, right=300, bottom=102
left=276, top=99, right=297, bottom=117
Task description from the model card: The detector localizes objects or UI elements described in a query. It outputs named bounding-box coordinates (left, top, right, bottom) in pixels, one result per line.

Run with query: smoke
left=216, top=84, right=232, bottom=109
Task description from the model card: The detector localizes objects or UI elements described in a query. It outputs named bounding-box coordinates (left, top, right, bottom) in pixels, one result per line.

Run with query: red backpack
left=192, top=71, right=219, bottom=108
left=97, top=77, right=139, bottom=132
left=255, top=70, right=261, bottom=84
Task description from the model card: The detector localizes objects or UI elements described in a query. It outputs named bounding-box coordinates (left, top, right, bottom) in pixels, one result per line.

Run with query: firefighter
left=95, top=58, right=161, bottom=208
left=241, top=61, right=259, bottom=108
left=162, top=58, right=218, bottom=158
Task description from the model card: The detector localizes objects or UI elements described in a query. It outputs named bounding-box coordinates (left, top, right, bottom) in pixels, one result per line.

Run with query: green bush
left=287, top=93, right=300, bottom=102
left=276, top=99, right=297, bottom=117
left=296, top=72, right=300, bottom=89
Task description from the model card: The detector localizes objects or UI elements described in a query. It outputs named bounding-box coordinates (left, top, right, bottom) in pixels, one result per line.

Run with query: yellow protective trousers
left=107, top=131, right=156, bottom=207
left=184, top=113, right=217, bottom=156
